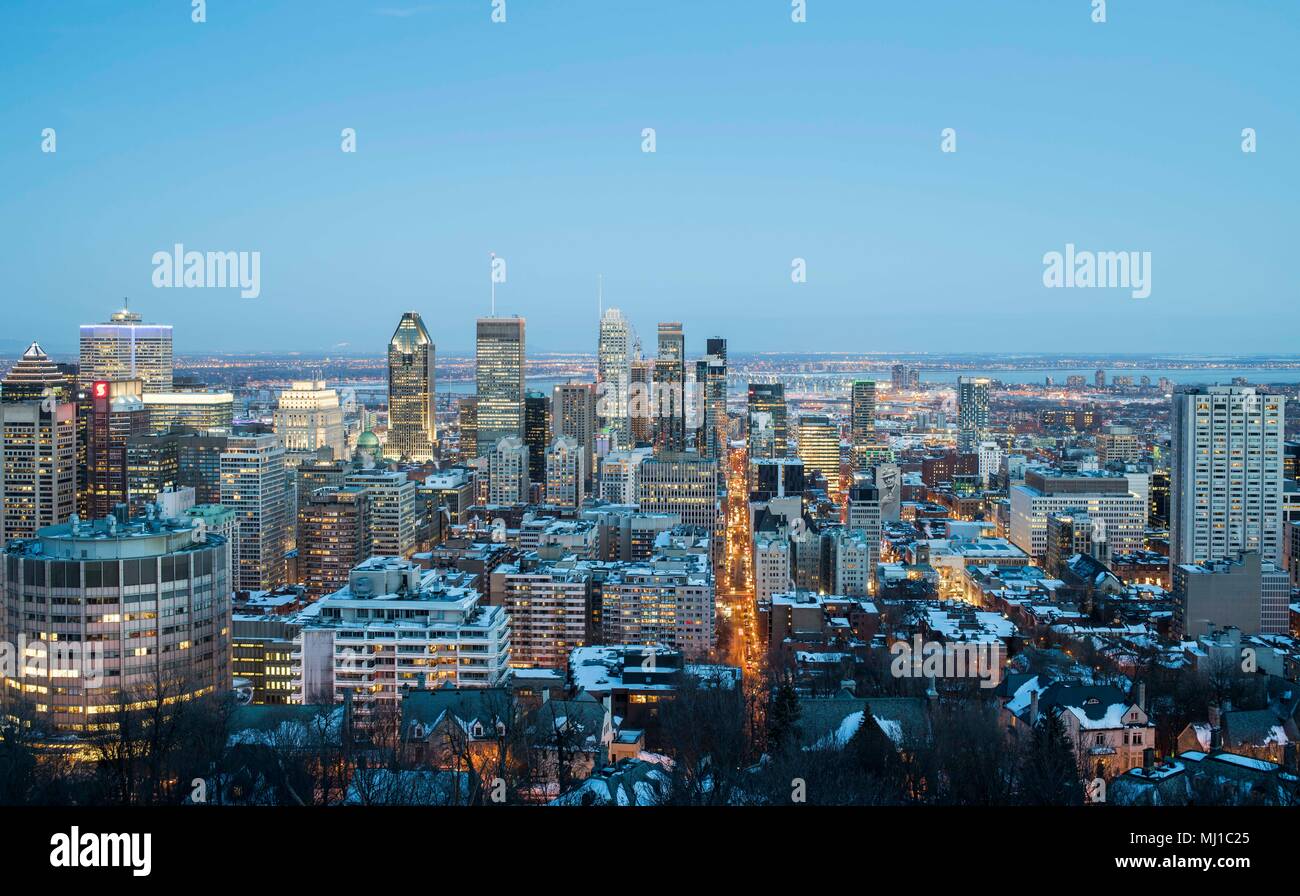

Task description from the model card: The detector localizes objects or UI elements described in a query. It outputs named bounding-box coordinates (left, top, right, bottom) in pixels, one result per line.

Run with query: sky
left=1, top=0, right=1297, bottom=356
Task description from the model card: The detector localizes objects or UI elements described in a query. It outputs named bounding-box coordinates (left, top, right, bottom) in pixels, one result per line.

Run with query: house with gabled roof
left=1004, top=679, right=1153, bottom=780
left=528, top=691, right=614, bottom=786
left=401, top=686, right=517, bottom=768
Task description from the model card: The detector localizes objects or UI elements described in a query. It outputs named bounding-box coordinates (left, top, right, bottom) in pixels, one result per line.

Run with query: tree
left=847, top=705, right=906, bottom=798
left=765, top=676, right=803, bottom=759
left=1018, top=706, right=1084, bottom=806
left=928, top=702, right=1018, bottom=805
left=661, top=676, right=754, bottom=805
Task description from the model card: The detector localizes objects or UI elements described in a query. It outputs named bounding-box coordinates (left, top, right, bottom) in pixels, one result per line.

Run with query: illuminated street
left=718, top=441, right=760, bottom=677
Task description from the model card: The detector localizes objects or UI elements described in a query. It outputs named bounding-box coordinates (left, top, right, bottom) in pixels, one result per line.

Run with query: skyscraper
left=83, top=378, right=149, bottom=519
left=387, top=312, right=437, bottom=462
left=79, top=304, right=174, bottom=392
left=553, top=382, right=596, bottom=481
left=747, top=382, right=787, bottom=459
left=525, top=390, right=550, bottom=485
left=221, top=433, right=288, bottom=591
left=476, top=316, right=526, bottom=454
left=700, top=341, right=727, bottom=459
left=1, top=341, right=71, bottom=403
left=1171, top=385, right=1285, bottom=567
left=797, top=414, right=841, bottom=497
left=629, top=359, right=655, bottom=445
left=597, top=307, right=633, bottom=450
left=705, top=337, right=728, bottom=364
left=850, top=379, right=876, bottom=468
left=126, top=430, right=179, bottom=512
left=457, top=396, right=478, bottom=461
left=0, top=343, right=77, bottom=542
left=654, top=322, right=686, bottom=452
left=957, top=376, right=990, bottom=451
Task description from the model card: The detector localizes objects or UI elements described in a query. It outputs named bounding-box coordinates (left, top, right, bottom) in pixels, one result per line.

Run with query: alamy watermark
left=595, top=379, right=708, bottom=432
left=889, top=635, right=1001, bottom=689
left=152, top=243, right=261, bottom=299
left=0, top=636, right=104, bottom=687
left=1042, top=243, right=1151, bottom=299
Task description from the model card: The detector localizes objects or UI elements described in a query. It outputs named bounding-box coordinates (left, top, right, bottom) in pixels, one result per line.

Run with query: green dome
left=357, top=430, right=380, bottom=447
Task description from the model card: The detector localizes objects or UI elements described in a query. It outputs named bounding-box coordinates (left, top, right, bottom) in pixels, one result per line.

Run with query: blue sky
left=1, top=0, right=1296, bottom=355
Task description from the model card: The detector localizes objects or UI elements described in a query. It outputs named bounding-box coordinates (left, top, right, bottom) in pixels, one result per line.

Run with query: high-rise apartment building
left=344, top=469, right=418, bottom=558
left=849, top=380, right=879, bottom=471
left=296, top=558, right=510, bottom=714
left=1171, top=386, right=1285, bottom=567
left=545, top=436, right=586, bottom=508
left=600, top=561, right=716, bottom=659
left=891, top=364, right=920, bottom=392
left=495, top=560, right=592, bottom=670
left=487, top=435, right=530, bottom=505
left=977, top=440, right=1003, bottom=488
left=598, top=447, right=654, bottom=504
left=755, top=533, right=792, bottom=605
left=597, top=307, right=633, bottom=450
left=850, top=380, right=876, bottom=447
left=387, top=312, right=437, bottom=462
left=299, top=486, right=371, bottom=598
left=475, top=316, right=525, bottom=454
left=834, top=529, right=876, bottom=598
left=79, top=305, right=173, bottom=392
left=0, top=344, right=77, bottom=542
left=552, top=381, right=596, bottom=481
left=629, top=359, right=655, bottom=445
left=221, top=433, right=288, bottom=591
left=274, top=379, right=346, bottom=460
left=957, top=376, right=990, bottom=451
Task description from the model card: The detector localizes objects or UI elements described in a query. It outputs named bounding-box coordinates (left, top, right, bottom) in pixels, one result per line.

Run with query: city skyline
left=4, top=1, right=1298, bottom=354
left=3, top=0, right=1300, bottom=846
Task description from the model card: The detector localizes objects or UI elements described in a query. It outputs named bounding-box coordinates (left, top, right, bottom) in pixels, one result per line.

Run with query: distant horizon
left=15, top=338, right=1300, bottom=365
